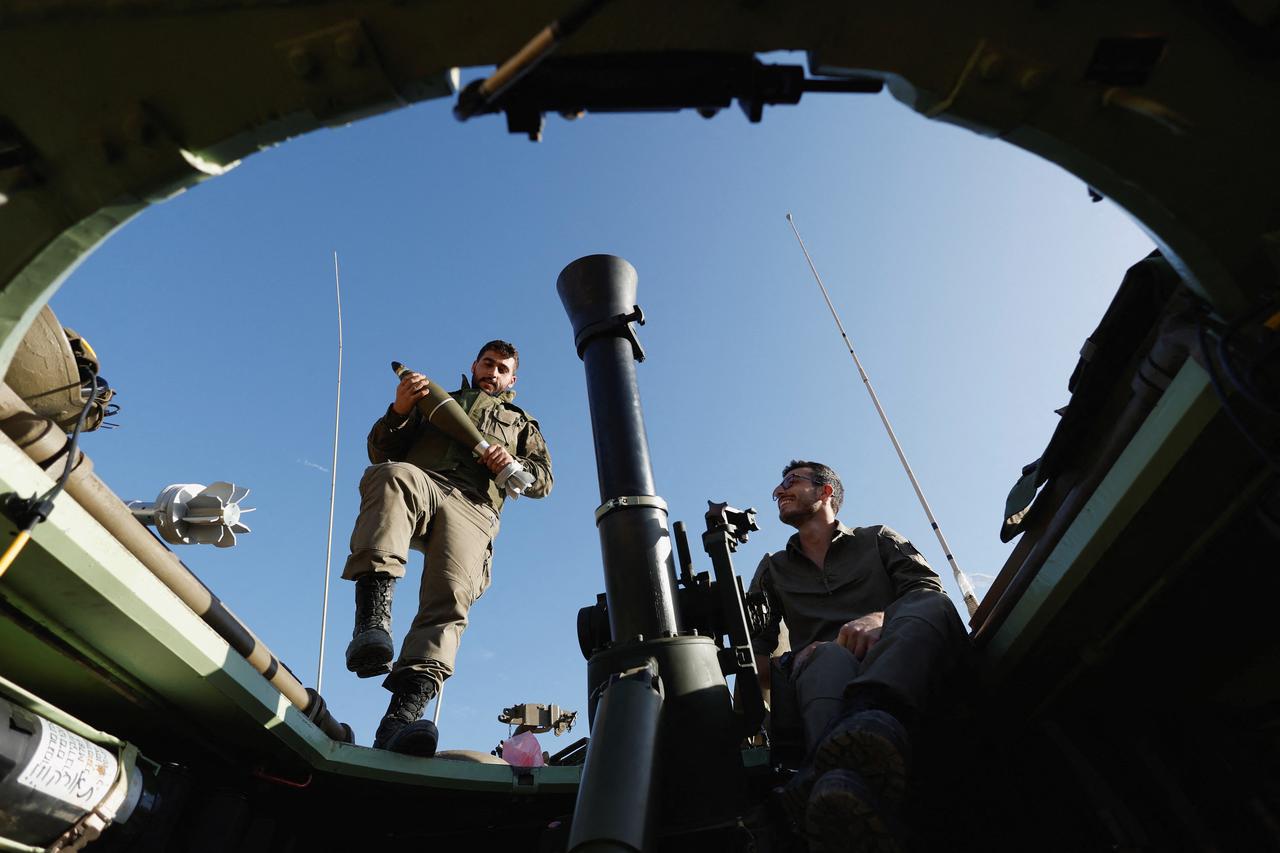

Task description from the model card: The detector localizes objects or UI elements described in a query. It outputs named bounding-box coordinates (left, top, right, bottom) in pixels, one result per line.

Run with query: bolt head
left=978, top=53, right=1005, bottom=80
left=288, top=47, right=315, bottom=77
left=1019, top=67, right=1049, bottom=92
left=334, top=34, right=362, bottom=66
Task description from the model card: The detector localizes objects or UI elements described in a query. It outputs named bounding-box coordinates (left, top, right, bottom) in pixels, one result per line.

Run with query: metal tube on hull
left=567, top=663, right=662, bottom=853
left=0, top=384, right=353, bottom=743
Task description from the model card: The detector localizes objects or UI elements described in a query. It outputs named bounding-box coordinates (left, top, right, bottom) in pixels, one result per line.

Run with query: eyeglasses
left=773, top=473, right=821, bottom=499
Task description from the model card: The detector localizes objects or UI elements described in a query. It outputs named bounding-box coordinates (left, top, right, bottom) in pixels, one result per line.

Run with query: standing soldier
left=342, top=340, right=553, bottom=753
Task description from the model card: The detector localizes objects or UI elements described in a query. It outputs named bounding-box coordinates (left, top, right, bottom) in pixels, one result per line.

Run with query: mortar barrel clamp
left=594, top=495, right=667, bottom=525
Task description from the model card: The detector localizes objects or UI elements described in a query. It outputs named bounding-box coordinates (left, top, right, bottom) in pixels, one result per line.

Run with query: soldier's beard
left=473, top=373, right=502, bottom=396
left=778, top=499, right=821, bottom=527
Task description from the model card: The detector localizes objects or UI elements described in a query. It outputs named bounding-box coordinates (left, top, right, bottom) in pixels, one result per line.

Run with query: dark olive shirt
left=366, top=376, right=552, bottom=513
left=748, top=523, right=944, bottom=655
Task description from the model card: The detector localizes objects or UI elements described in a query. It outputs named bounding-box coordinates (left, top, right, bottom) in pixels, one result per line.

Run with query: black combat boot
left=345, top=574, right=396, bottom=678
left=372, top=670, right=439, bottom=756
left=806, top=767, right=906, bottom=853
left=776, top=687, right=913, bottom=831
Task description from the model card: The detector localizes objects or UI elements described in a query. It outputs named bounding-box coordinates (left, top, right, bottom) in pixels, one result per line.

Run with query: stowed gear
left=64, top=326, right=118, bottom=432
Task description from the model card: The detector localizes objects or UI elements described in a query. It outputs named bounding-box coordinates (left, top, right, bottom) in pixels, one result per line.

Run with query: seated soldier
left=749, top=460, right=969, bottom=852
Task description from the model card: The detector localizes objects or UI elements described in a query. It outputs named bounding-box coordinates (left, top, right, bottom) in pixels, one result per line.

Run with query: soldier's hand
left=794, top=641, right=823, bottom=669
left=392, top=372, right=430, bottom=416
left=836, top=612, right=885, bottom=660
left=479, top=444, right=514, bottom=475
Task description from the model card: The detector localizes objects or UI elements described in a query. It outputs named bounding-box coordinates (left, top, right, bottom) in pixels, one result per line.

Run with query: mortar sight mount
left=577, top=501, right=771, bottom=679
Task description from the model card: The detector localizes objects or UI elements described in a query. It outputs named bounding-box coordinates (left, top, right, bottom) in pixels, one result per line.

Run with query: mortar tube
left=558, top=255, right=680, bottom=641
left=568, top=664, right=662, bottom=853
left=0, top=384, right=352, bottom=742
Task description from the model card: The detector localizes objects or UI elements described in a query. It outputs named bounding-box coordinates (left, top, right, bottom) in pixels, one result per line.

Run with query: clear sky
left=50, top=57, right=1155, bottom=755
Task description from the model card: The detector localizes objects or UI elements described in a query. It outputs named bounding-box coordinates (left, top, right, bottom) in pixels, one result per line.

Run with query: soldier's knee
left=794, top=641, right=858, bottom=681
left=885, top=590, right=968, bottom=645
left=360, top=463, right=426, bottom=505
left=891, top=589, right=954, bottom=620
left=807, top=641, right=842, bottom=661
left=363, top=462, right=416, bottom=488
left=920, top=591, right=958, bottom=620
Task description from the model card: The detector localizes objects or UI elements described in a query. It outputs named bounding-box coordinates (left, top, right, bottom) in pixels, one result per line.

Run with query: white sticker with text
left=16, top=717, right=117, bottom=809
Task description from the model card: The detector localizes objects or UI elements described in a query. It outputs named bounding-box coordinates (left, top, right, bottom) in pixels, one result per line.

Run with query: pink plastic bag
left=501, top=731, right=545, bottom=767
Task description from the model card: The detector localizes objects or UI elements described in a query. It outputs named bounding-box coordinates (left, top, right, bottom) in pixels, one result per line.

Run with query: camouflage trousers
left=769, top=590, right=967, bottom=753
left=342, top=462, right=499, bottom=686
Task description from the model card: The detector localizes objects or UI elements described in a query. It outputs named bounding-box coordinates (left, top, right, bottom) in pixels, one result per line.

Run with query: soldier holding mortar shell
left=340, top=340, right=553, bottom=754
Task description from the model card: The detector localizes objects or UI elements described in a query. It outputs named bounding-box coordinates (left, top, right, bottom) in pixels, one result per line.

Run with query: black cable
left=40, top=364, right=100, bottom=504
left=3, top=365, right=100, bottom=534
left=1197, top=318, right=1280, bottom=474
left=1216, top=305, right=1280, bottom=417
left=0, top=366, right=101, bottom=576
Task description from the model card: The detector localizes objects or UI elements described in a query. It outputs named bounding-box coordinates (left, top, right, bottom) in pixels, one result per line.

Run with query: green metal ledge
left=0, top=435, right=579, bottom=794
left=982, top=360, right=1220, bottom=675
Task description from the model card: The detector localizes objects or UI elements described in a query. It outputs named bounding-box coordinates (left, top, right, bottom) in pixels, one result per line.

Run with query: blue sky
left=51, top=58, right=1154, bottom=754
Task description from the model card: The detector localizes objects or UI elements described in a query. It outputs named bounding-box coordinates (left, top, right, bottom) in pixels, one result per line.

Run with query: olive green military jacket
left=748, top=523, right=944, bottom=656
left=366, top=376, right=553, bottom=513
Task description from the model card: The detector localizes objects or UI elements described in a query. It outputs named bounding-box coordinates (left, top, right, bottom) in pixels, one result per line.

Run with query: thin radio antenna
left=317, top=251, right=344, bottom=691
left=785, top=212, right=980, bottom=617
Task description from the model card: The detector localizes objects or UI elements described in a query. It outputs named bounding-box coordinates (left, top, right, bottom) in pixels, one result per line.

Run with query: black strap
left=573, top=305, right=646, bottom=361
